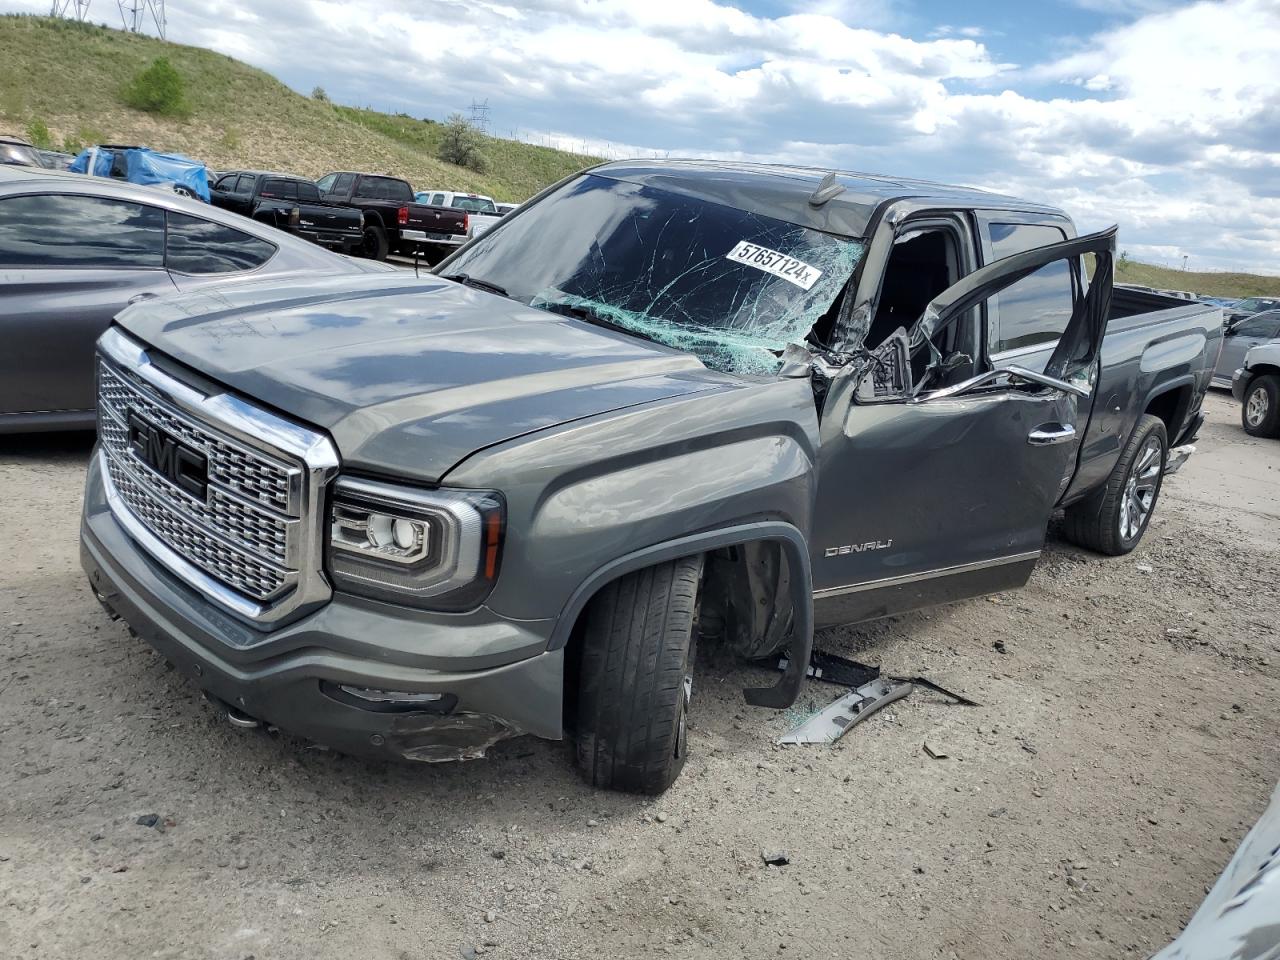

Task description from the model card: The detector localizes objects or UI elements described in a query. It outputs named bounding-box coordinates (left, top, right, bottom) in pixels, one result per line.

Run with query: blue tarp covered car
left=69, top=145, right=210, bottom=202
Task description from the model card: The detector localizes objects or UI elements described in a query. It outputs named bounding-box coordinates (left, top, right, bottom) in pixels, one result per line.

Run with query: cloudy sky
left=16, top=0, right=1280, bottom=273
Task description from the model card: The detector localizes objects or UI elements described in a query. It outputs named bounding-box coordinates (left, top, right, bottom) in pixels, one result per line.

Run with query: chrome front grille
left=96, top=328, right=339, bottom=628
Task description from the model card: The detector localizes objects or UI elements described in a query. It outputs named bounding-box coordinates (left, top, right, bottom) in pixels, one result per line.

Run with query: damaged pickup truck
left=81, top=161, right=1221, bottom=794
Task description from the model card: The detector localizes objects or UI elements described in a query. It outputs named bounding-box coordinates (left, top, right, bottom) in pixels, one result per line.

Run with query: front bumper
left=1232, top=367, right=1251, bottom=403
left=80, top=450, right=564, bottom=762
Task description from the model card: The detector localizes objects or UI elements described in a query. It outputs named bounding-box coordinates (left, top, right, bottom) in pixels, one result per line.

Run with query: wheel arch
left=550, top=521, right=815, bottom=713
left=1141, top=376, right=1193, bottom=444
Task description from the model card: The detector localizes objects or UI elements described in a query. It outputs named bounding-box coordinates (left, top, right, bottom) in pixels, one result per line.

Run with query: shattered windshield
left=441, top=174, right=865, bottom=375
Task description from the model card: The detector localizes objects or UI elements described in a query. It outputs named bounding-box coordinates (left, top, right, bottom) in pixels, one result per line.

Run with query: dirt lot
left=1, top=391, right=1277, bottom=960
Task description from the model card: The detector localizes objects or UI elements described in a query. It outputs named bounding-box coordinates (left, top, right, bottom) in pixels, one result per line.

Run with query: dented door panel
left=809, top=225, right=1117, bottom=627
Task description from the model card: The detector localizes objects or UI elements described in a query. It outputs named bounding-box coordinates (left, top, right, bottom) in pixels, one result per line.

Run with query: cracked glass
left=441, top=174, right=865, bottom=375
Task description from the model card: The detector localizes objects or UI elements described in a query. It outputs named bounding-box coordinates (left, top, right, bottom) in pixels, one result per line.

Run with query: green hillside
left=1115, top=257, right=1280, bottom=299
left=2, top=14, right=1277, bottom=294
left=0, top=14, right=595, bottom=202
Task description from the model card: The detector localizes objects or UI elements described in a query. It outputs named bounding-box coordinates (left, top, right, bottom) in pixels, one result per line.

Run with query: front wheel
left=575, top=556, right=703, bottom=795
left=1241, top=374, right=1280, bottom=438
left=1063, top=414, right=1167, bottom=555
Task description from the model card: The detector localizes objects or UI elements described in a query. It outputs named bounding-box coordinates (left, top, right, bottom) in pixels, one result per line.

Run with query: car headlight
left=327, top=477, right=504, bottom=611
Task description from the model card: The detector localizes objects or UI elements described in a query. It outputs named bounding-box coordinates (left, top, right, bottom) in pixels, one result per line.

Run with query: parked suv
left=81, top=161, right=1219, bottom=793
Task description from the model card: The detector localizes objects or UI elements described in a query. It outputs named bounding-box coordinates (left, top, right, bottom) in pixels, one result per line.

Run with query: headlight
left=327, top=477, right=504, bottom=611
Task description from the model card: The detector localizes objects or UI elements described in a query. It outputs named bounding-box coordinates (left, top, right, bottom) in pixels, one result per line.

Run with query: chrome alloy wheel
left=1245, top=384, right=1270, bottom=428
left=1119, top=434, right=1163, bottom=543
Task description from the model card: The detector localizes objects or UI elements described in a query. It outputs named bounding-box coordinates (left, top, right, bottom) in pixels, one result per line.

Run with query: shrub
left=25, top=119, right=52, bottom=150
left=311, top=86, right=329, bottom=102
left=437, top=113, right=487, bottom=172
left=122, top=57, right=189, bottom=117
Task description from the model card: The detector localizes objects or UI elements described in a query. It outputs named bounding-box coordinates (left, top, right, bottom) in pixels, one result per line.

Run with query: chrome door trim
left=812, top=550, right=1041, bottom=600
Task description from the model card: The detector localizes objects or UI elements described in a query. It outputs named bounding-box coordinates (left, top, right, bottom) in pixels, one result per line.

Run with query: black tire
left=575, top=556, right=704, bottom=795
left=361, top=223, right=389, bottom=261
left=1063, top=414, right=1167, bottom=556
left=1241, top=374, right=1280, bottom=438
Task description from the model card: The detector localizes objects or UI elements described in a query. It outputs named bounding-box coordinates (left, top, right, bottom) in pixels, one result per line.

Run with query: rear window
left=355, top=176, right=412, bottom=202
left=165, top=212, right=276, bottom=274
left=450, top=196, right=497, bottom=214
left=296, top=181, right=320, bottom=202
left=260, top=179, right=298, bottom=199
left=0, top=193, right=164, bottom=267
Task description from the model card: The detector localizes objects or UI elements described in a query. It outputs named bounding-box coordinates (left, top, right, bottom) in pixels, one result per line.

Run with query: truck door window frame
left=975, top=211, right=1079, bottom=367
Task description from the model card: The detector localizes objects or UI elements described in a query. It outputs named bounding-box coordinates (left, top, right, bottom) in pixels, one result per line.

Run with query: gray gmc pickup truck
left=80, top=161, right=1221, bottom=794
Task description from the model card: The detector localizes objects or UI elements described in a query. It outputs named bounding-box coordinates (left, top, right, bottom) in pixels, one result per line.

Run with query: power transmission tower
left=117, top=0, right=167, bottom=39
left=50, top=0, right=93, bottom=21
left=468, top=99, right=490, bottom=134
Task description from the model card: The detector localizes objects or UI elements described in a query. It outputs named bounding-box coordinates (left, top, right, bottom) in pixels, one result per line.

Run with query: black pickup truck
left=81, top=161, right=1221, bottom=794
left=210, top=171, right=363, bottom=253
left=315, top=171, right=468, bottom=261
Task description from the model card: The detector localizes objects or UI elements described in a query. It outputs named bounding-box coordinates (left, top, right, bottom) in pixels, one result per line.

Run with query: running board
left=1165, top=444, right=1195, bottom=476
left=776, top=678, right=913, bottom=745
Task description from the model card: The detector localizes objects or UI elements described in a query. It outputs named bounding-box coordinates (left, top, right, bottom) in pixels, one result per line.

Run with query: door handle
left=1028, top=423, right=1077, bottom=445
left=128, top=292, right=157, bottom=305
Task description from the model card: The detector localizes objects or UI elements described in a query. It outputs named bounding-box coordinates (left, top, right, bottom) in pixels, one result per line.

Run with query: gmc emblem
left=127, top=410, right=208, bottom=501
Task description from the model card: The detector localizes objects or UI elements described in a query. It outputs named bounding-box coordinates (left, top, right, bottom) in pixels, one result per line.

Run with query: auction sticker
left=724, top=241, right=823, bottom=291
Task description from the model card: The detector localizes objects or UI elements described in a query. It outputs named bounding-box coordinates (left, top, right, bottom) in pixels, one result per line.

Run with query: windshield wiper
left=541, top=301, right=666, bottom=347
left=442, top=273, right=509, bottom=298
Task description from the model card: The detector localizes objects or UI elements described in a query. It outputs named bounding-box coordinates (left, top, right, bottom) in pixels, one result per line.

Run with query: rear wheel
left=361, top=223, right=389, bottom=260
left=1063, top=414, right=1167, bottom=555
left=575, top=556, right=703, bottom=795
left=1241, top=374, right=1280, bottom=438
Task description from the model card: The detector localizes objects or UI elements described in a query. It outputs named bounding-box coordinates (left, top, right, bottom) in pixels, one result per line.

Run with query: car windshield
left=1236, top=297, right=1280, bottom=313
left=440, top=173, right=865, bottom=375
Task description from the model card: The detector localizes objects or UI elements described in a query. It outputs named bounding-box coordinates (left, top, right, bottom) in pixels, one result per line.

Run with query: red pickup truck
left=315, top=171, right=468, bottom=260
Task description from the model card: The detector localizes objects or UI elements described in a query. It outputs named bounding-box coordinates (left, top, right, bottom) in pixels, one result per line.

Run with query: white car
left=1230, top=337, right=1280, bottom=437
left=415, top=190, right=503, bottom=238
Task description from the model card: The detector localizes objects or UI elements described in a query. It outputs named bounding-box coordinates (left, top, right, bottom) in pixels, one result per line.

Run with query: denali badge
left=127, top=410, right=209, bottom=501
left=825, top=540, right=893, bottom=557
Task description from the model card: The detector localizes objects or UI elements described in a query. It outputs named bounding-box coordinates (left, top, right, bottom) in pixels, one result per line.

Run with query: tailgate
left=298, top=203, right=360, bottom=232
left=408, top=204, right=468, bottom=237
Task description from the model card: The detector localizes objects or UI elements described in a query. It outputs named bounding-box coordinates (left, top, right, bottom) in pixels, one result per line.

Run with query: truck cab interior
left=868, top=223, right=981, bottom=388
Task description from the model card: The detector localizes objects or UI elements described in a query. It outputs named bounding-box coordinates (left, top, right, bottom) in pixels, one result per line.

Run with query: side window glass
left=333, top=173, right=355, bottom=194
left=0, top=193, right=164, bottom=267
left=987, top=222, right=1072, bottom=356
left=233, top=175, right=253, bottom=195
left=165, top=212, right=276, bottom=274
left=214, top=175, right=236, bottom=191
left=1235, top=315, right=1280, bottom=338
left=315, top=174, right=336, bottom=193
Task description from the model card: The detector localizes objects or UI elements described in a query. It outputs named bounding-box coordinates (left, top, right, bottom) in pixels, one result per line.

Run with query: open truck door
left=810, top=226, right=1117, bottom=627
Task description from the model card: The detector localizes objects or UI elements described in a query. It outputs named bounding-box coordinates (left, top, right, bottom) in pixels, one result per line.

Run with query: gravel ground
left=1, top=391, right=1277, bottom=960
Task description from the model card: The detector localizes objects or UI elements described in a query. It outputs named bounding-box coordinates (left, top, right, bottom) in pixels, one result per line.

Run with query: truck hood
left=115, top=273, right=730, bottom=481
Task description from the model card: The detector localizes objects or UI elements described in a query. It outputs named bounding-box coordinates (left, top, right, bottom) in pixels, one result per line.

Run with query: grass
left=0, top=14, right=595, bottom=202
left=1116, top=259, right=1280, bottom=299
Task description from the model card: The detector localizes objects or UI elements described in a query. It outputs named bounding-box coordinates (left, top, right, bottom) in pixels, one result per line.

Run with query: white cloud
left=10, top=0, right=1280, bottom=273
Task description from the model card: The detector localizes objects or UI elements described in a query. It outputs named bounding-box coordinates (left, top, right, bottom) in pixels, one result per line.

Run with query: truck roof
left=591, top=158, right=1067, bottom=239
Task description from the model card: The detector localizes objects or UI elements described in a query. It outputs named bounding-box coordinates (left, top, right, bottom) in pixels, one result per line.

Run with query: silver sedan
left=0, top=165, right=394, bottom=433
